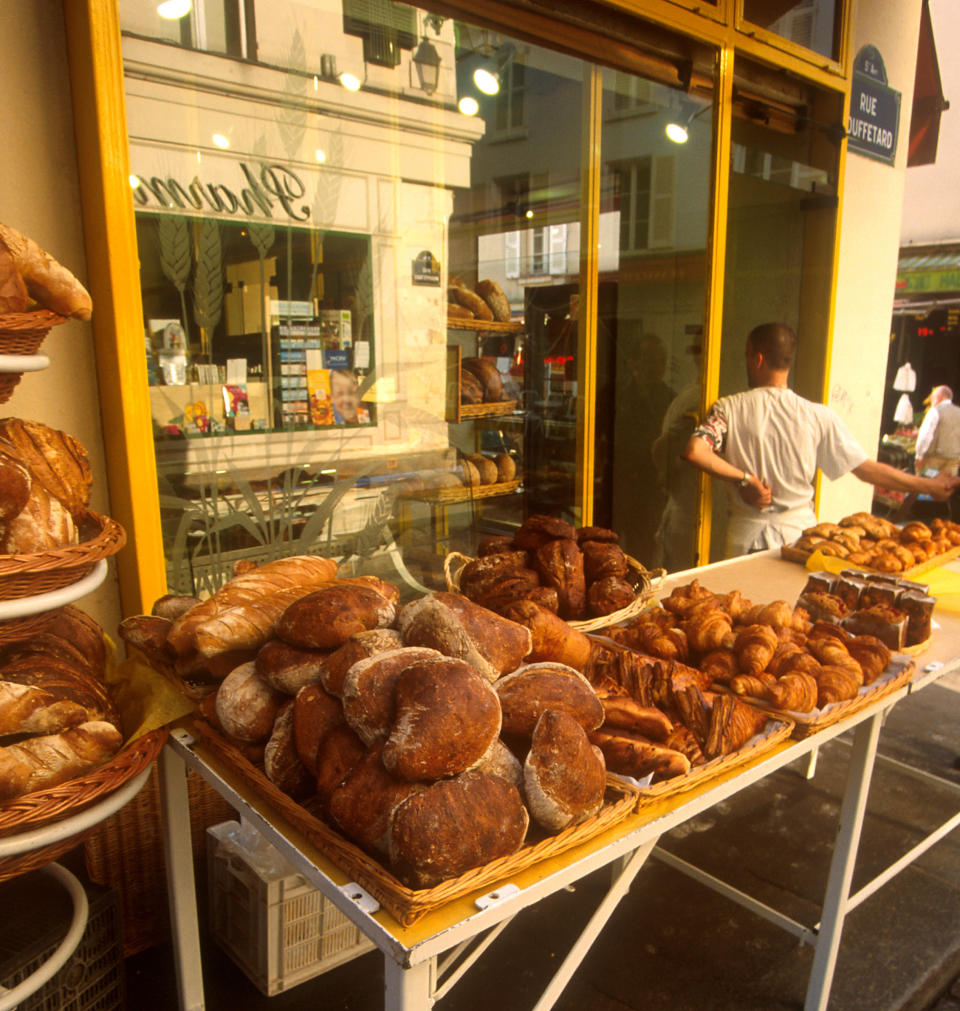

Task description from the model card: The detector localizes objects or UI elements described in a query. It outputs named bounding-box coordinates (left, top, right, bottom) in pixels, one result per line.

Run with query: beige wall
left=821, top=0, right=924, bottom=522
left=0, top=0, right=123, bottom=634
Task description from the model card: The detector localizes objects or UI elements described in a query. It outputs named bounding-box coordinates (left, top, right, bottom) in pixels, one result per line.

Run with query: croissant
left=803, top=522, right=845, bottom=539
left=741, top=600, right=793, bottom=629
left=807, top=634, right=851, bottom=667
left=892, top=544, right=918, bottom=568
left=901, top=521, right=932, bottom=542
left=661, top=579, right=714, bottom=617
left=767, top=671, right=818, bottom=713
left=846, top=634, right=891, bottom=685
left=817, top=542, right=850, bottom=559
left=733, top=623, right=779, bottom=674
left=684, top=603, right=734, bottom=654
left=730, top=673, right=776, bottom=697
left=846, top=551, right=875, bottom=567
left=777, top=651, right=822, bottom=678
left=699, top=649, right=739, bottom=684
left=715, top=590, right=750, bottom=621
left=815, top=664, right=861, bottom=706
left=766, top=641, right=805, bottom=676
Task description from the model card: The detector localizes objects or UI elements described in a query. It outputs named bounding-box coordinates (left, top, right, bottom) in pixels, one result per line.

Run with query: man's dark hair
left=747, top=322, right=797, bottom=370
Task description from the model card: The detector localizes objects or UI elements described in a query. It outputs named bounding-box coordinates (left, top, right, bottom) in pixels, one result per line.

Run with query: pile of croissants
left=605, top=579, right=894, bottom=713
left=791, top=513, right=960, bottom=573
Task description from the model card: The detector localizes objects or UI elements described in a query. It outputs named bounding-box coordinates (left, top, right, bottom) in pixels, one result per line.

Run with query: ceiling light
left=458, top=96, right=479, bottom=116
left=212, top=133, right=230, bottom=149
left=473, top=67, right=499, bottom=95
left=156, top=0, right=191, bottom=19
left=339, top=72, right=361, bottom=92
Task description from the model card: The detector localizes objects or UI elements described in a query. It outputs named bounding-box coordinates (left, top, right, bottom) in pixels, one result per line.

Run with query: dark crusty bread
left=263, top=700, right=314, bottom=799
left=0, top=443, right=30, bottom=523
left=214, top=662, right=285, bottom=743
left=255, top=638, right=329, bottom=695
left=576, top=526, right=619, bottom=544
left=388, top=769, right=528, bottom=888
left=515, top=514, right=577, bottom=548
left=277, top=583, right=397, bottom=650
left=581, top=541, right=628, bottom=583
left=318, top=628, right=404, bottom=697
left=459, top=369, right=484, bottom=404
left=524, top=710, right=606, bottom=832
left=494, top=453, right=516, bottom=483
left=452, top=287, right=494, bottom=321
left=495, top=662, right=604, bottom=738
left=534, top=539, right=586, bottom=620
left=459, top=551, right=531, bottom=599
left=398, top=592, right=532, bottom=683
left=0, top=418, right=92, bottom=519
left=151, top=593, right=201, bottom=620
left=464, top=453, right=498, bottom=485
left=314, top=723, right=367, bottom=809
left=292, top=683, right=347, bottom=776
left=328, top=745, right=422, bottom=857
left=340, top=646, right=442, bottom=747
left=381, top=657, right=502, bottom=781
left=469, top=571, right=541, bottom=614
left=475, top=279, right=511, bottom=322
left=475, top=737, right=524, bottom=792
left=461, top=357, right=503, bottom=403
left=587, top=575, right=635, bottom=617
left=500, top=599, right=592, bottom=671
left=477, top=535, right=515, bottom=557
left=118, top=614, right=172, bottom=656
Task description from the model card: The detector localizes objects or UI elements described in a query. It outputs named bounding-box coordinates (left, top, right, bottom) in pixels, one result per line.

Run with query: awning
left=896, top=248, right=960, bottom=295
left=908, top=0, right=949, bottom=166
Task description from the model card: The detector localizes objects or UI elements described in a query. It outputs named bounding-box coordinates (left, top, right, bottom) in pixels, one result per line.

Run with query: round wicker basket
left=0, top=310, right=66, bottom=404
left=0, top=511, right=127, bottom=601
left=444, top=549, right=665, bottom=632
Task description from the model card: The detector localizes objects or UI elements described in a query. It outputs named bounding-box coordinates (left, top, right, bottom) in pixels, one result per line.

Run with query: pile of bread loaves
left=0, top=418, right=93, bottom=555
left=455, top=514, right=644, bottom=620
left=606, top=578, right=899, bottom=714
left=459, top=355, right=509, bottom=406
left=790, top=513, right=960, bottom=572
left=120, top=555, right=769, bottom=888
left=0, top=221, right=93, bottom=319
left=0, top=607, right=122, bottom=802
left=448, top=277, right=511, bottom=324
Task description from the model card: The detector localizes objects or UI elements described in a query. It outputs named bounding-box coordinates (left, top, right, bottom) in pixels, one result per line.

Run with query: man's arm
left=682, top=434, right=772, bottom=508
left=852, top=458, right=959, bottom=501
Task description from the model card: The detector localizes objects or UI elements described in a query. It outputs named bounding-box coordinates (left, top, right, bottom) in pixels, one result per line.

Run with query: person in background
left=915, top=384, right=960, bottom=521
left=330, top=368, right=370, bottom=425
left=682, top=322, right=960, bottom=557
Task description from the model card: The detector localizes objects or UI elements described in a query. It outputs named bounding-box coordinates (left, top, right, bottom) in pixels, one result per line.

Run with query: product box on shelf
left=206, top=819, right=373, bottom=997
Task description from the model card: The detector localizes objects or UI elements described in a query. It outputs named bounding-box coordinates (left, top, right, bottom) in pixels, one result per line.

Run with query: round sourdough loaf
left=264, top=700, right=314, bottom=799
left=524, top=709, right=606, bottom=832
left=215, top=661, right=284, bottom=742
left=475, top=737, right=524, bottom=793
left=398, top=592, right=532, bottom=683
left=318, top=628, right=404, bottom=697
left=292, top=682, right=347, bottom=775
left=495, top=662, right=603, bottom=738
left=255, top=638, right=329, bottom=694
left=277, top=583, right=397, bottom=649
left=340, top=646, right=443, bottom=747
left=388, top=769, right=528, bottom=888
left=381, top=657, right=501, bottom=781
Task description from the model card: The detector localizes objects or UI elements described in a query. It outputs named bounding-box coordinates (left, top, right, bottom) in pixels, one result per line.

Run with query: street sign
left=848, top=45, right=901, bottom=165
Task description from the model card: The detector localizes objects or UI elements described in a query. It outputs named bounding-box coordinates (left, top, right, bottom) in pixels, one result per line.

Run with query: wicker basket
left=0, top=310, right=66, bottom=405
left=0, top=511, right=126, bottom=600
left=444, top=550, right=665, bottom=632
left=192, top=718, right=638, bottom=927
left=0, top=727, right=168, bottom=884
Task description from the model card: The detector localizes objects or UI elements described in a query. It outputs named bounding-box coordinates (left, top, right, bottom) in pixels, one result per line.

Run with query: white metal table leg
left=384, top=954, right=435, bottom=1011
left=804, top=711, right=883, bottom=1011
left=159, top=742, right=206, bottom=1011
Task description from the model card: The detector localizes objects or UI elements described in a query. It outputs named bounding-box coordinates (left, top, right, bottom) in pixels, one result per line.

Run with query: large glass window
left=742, top=0, right=842, bottom=63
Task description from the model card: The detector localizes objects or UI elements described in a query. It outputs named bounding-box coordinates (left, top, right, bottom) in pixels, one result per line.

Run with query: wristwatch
left=738, top=472, right=753, bottom=489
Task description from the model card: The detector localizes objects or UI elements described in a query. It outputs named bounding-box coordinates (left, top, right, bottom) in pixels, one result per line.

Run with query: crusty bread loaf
left=475, top=279, right=511, bottom=322
left=167, top=555, right=339, bottom=655
left=477, top=534, right=515, bottom=556
left=118, top=614, right=172, bottom=657
left=500, top=599, right=592, bottom=671
left=576, top=526, right=619, bottom=544
left=587, top=575, right=635, bottom=617
left=494, top=453, right=516, bottom=483
left=461, top=459, right=481, bottom=487
left=381, top=657, right=502, bottom=781
left=458, top=551, right=531, bottom=599
left=534, top=539, right=586, bottom=620
left=174, top=649, right=256, bottom=696
left=340, top=646, right=442, bottom=747
left=318, top=628, right=404, bottom=697
left=328, top=745, right=422, bottom=856
left=292, top=683, right=345, bottom=776
left=0, top=720, right=122, bottom=802
left=461, top=357, right=503, bottom=402
left=451, top=287, right=494, bottom=322
left=475, top=737, right=524, bottom=792
left=255, top=638, right=328, bottom=695
left=388, top=769, right=528, bottom=887
left=0, top=418, right=92, bottom=520
left=314, top=723, right=367, bottom=809
left=459, top=370, right=484, bottom=404
left=0, top=681, right=88, bottom=736
left=581, top=541, right=628, bottom=583
left=0, top=248, right=27, bottom=313
left=464, top=453, right=498, bottom=485
left=398, top=592, right=532, bottom=683
left=2, top=481, right=78, bottom=553
left=214, top=662, right=284, bottom=743
left=514, top=514, right=577, bottom=549
left=0, top=444, right=30, bottom=524
left=276, top=584, right=397, bottom=650
left=495, top=662, right=604, bottom=738
left=0, top=652, right=117, bottom=727
left=524, top=710, right=605, bottom=832
left=470, top=571, right=542, bottom=614
left=447, top=301, right=475, bottom=320
left=263, top=700, right=314, bottom=799
left=151, top=594, right=201, bottom=620
left=0, top=223, right=92, bottom=320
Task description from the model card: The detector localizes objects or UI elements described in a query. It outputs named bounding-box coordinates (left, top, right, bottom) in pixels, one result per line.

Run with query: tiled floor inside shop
left=110, top=671, right=960, bottom=1011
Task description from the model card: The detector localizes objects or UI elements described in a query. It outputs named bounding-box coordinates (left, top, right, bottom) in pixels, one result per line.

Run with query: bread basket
left=0, top=510, right=127, bottom=600
left=444, top=550, right=665, bottom=632
left=0, top=309, right=67, bottom=404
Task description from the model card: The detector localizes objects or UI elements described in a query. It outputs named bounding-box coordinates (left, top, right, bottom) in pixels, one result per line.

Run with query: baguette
left=0, top=681, right=88, bottom=736
left=0, top=223, right=93, bottom=320
left=0, top=721, right=122, bottom=802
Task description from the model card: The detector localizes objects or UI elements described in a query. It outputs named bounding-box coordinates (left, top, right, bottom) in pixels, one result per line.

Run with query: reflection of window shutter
left=650, top=155, right=674, bottom=248
left=548, top=224, right=567, bottom=275
left=504, top=230, right=521, bottom=278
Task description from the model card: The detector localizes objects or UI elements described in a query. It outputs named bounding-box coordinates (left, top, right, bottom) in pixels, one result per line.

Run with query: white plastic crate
left=206, top=820, right=373, bottom=996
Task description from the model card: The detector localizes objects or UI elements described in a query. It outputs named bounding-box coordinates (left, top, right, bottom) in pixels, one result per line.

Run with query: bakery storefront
left=69, top=0, right=850, bottom=612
